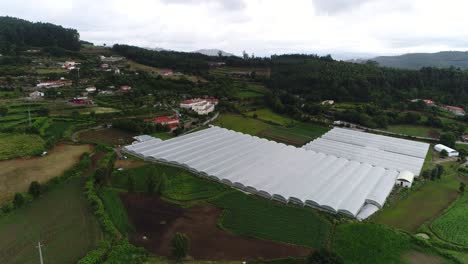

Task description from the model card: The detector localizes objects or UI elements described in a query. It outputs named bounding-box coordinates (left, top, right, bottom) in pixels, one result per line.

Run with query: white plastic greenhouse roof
left=123, top=126, right=411, bottom=219
left=302, top=127, right=429, bottom=175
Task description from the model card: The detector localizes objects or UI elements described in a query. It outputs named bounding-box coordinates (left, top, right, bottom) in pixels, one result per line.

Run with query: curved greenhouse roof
left=123, top=126, right=429, bottom=219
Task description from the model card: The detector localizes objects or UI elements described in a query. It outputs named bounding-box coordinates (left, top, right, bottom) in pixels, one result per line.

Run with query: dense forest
left=371, top=51, right=468, bottom=70
left=0, top=16, right=80, bottom=54
left=112, top=44, right=215, bottom=74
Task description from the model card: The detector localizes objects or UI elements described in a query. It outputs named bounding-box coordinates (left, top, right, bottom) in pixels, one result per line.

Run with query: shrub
left=307, top=249, right=344, bottom=264
left=13, top=193, right=25, bottom=208
left=171, top=233, right=189, bottom=261
left=28, top=181, right=41, bottom=198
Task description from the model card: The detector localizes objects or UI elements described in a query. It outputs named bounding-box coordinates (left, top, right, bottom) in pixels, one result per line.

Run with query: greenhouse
left=123, top=126, right=428, bottom=219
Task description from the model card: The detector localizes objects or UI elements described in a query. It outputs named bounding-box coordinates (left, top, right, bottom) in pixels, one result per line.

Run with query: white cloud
left=1, top=0, right=468, bottom=59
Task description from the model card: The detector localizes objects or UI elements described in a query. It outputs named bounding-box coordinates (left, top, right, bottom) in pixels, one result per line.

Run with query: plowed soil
left=120, top=193, right=311, bottom=260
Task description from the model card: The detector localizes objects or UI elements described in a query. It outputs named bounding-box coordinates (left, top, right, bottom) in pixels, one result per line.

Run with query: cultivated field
left=386, top=125, right=441, bottom=139
left=0, top=144, right=92, bottom=202
left=0, top=177, right=102, bottom=264
left=214, top=113, right=328, bottom=146
left=77, top=127, right=135, bottom=146
left=121, top=193, right=311, bottom=260
left=0, top=133, right=45, bottom=160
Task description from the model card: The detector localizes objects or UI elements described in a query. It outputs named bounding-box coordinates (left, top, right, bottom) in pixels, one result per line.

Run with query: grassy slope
left=99, top=187, right=134, bottom=235
left=245, top=108, right=295, bottom=126
left=372, top=162, right=460, bottom=232
left=211, top=191, right=331, bottom=248
left=386, top=125, right=441, bottom=138
left=0, top=133, right=45, bottom=160
left=214, top=114, right=270, bottom=135
left=0, top=177, right=101, bottom=264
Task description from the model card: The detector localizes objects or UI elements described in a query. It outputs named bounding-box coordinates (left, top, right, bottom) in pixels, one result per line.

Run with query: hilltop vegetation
left=0, top=16, right=80, bottom=53
left=372, top=51, right=468, bottom=70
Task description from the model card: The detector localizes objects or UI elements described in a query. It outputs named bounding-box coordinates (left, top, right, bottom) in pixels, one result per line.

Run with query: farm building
left=123, top=127, right=429, bottom=219
left=434, top=144, right=459, bottom=157
left=180, top=98, right=218, bottom=115
left=444, top=105, right=465, bottom=116
left=395, top=171, right=414, bottom=188
left=36, top=80, right=72, bottom=89
left=29, top=91, right=44, bottom=98
left=147, top=115, right=180, bottom=131
left=69, top=97, right=94, bottom=105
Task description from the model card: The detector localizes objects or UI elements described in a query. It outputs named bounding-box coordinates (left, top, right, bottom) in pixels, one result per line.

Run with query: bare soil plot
left=120, top=193, right=311, bottom=261
left=0, top=144, right=92, bottom=203
left=115, top=159, right=146, bottom=169
left=404, top=251, right=443, bottom=264
left=77, top=127, right=134, bottom=146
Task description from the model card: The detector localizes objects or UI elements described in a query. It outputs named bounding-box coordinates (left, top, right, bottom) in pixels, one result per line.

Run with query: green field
left=214, top=113, right=328, bottom=146
left=112, top=164, right=228, bottom=201
left=386, top=125, right=441, bottom=139
left=333, top=223, right=445, bottom=264
left=211, top=191, right=331, bottom=248
left=214, top=114, right=270, bottom=135
left=98, top=188, right=134, bottom=235
left=0, top=133, right=45, bottom=160
left=0, top=177, right=101, bottom=264
left=246, top=108, right=294, bottom=126
left=431, top=191, right=468, bottom=246
left=151, top=132, right=175, bottom=140
left=372, top=162, right=460, bottom=232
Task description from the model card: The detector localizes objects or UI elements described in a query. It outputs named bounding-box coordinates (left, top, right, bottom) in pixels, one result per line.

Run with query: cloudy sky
left=1, top=0, right=468, bottom=59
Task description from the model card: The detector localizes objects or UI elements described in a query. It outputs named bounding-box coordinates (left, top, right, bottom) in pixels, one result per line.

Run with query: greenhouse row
left=123, top=126, right=427, bottom=219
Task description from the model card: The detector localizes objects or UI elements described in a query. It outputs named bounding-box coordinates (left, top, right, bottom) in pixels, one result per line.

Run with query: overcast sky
left=1, top=0, right=468, bottom=59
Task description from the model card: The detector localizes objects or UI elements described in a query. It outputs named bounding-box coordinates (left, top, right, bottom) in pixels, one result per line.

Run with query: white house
left=85, top=87, right=97, bottom=93
left=191, top=101, right=215, bottom=115
left=434, top=144, right=459, bottom=157
left=180, top=98, right=218, bottom=115
left=29, top=91, right=44, bottom=99
left=321, top=100, right=334, bottom=105
left=395, top=171, right=414, bottom=188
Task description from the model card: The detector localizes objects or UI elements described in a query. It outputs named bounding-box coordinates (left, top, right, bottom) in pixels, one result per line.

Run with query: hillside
left=371, top=51, right=468, bottom=69
left=0, top=16, right=80, bottom=53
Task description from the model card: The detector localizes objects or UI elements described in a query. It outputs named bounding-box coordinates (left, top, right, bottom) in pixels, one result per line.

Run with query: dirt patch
left=120, top=193, right=311, bottom=261
left=115, top=159, right=146, bottom=169
left=428, top=130, right=440, bottom=139
left=404, top=251, right=443, bottom=264
left=0, top=144, right=92, bottom=203
left=78, top=128, right=134, bottom=146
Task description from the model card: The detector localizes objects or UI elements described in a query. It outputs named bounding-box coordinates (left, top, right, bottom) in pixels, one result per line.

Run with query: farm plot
left=98, top=188, right=134, bottom=235
left=0, top=133, right=45, bottom=160
left=78, top=127, right=134, bottom=146
left=333, top=223, right=445, bottom=264
left=245, top=108, right=294, bottom=126
left=431, top=192, right=468, bottom=246
left=211, top=191, right=331, bottom=248
left=386, top=125, right=441, bottom=139
left=0, top=177, right=102, bottom=264
left=121, top=193, right=311, bottom=260
left=0, top=144, right=92, bottom=203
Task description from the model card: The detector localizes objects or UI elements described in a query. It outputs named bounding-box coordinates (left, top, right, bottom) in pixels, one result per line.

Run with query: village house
left=411, top=99, right=435, bottom=106
left=62, top=61, right=79, bottom=70
left=147, top=115, right=180, bottom=131
left=69, top=96, right=94, bottom=105
left=444, top=105, right=465, bottom=116
left=120, top=85, right=132, bottom=91
left=180, top=98, right=218, bottom=115
left=99, top=55, right=125, bottom=63
left=321, top=100, right=334, bottom=105
left=29, top=91, right=44, bottom=99
left=156, top=69, right=173, bottom=76
left=36, top=80, right=72, bottom=89
left=85, top=87, right=97, bottom=93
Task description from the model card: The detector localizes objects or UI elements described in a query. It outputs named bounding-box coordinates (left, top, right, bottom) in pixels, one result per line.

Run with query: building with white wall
left=434, top=144, right=459, bottom=157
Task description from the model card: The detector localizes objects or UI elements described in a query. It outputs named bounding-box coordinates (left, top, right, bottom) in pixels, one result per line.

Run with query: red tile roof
left=446, top=105, right=465, bottom=112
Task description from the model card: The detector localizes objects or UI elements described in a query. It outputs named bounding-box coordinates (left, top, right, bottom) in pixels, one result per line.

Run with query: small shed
left=396, top=171, right=414, bottom=188
left=434, top=144, right=459, bottom=157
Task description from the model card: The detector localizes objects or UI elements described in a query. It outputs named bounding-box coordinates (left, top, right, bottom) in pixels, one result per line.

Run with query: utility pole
left=37, top=241, right=44, bottom=264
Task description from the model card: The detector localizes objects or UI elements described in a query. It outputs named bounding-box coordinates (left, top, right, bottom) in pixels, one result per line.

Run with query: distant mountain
left=193, top=49, right=236, bottom=57
left=370, top=51, right=468, bottom=70
left=145, top=47, right=168, bottom=52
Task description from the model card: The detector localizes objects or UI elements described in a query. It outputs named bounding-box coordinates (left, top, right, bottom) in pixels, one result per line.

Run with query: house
left=395, top=171, right=414, bottom=188
left=36, top=80, right=72, bottom=89
left=133, top=135, right=154, bottom=143
left=100, top=64, right=109, bottom=69
left=179, top=98, right=218, bottom=115
left=120, top=85, right=132, bottom=91
left=62, top=61, right=79, bottom=70
left=99, top=90, right=114, bottom=95
left=321, top=100, right=334, bottom=105
left=85, top=87, right=97, bottom=93
left=29, top=91, right=44, bottom=99
left=156, top=69, right=173, bottom=76
left=69, top=97, right=94, bottom=105
left=444, top=105, right=465, bottom=116
left=147, top=115, right=180, bottom=131
left=422, top=99, right=435, bottom=106
left=434, top=144, right=459, bottom=157
left=462, top=134, right=468, bottom=142
left=99, top=55, right=125, bottom=62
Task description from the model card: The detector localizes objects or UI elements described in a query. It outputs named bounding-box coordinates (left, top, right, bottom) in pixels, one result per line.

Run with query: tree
left=440, top=133, right=456, bottom=148
left=94, top=167, right=107, bottom=185
left=146, top=174, right=156, bottom=194
left=127, top=175, right=135, bottom=193
left=13, top=193, right=25, bottom=208
left=460, top=182, right=466, bottom=193
left=28, top=181, right=41, bottom=198
left=431, top=167, right=438, bottom=181
left=436, top=164, right=444, bottom=179
left=171, top=232, right=189, bottom=261
left=440, top=149, right=448, bottom=158
left=422, top=170, right=431, bottom=179
left=307, top=249, right=344, bottom=264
